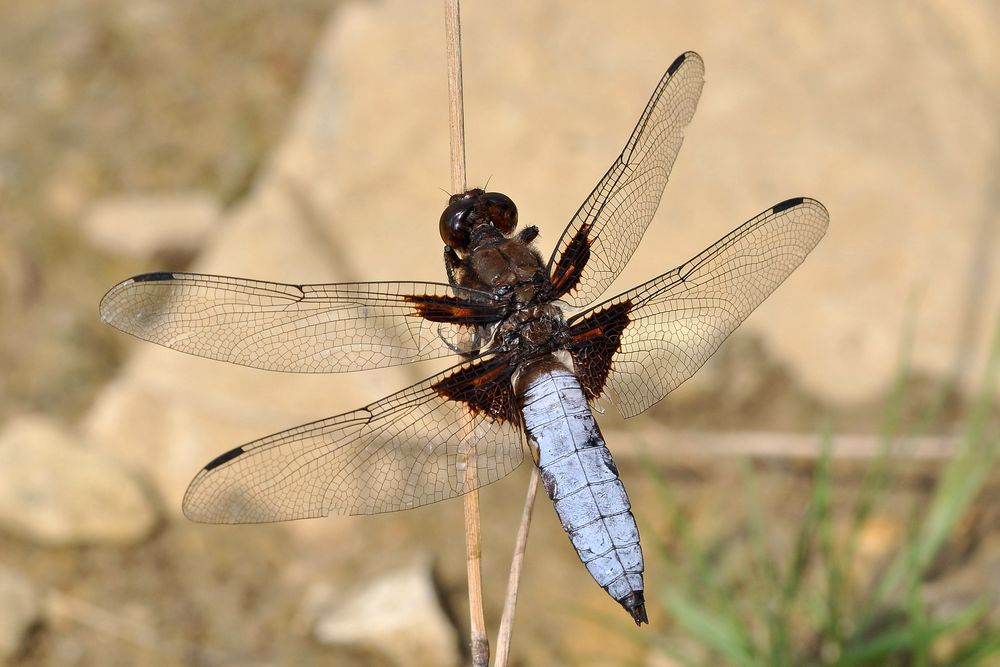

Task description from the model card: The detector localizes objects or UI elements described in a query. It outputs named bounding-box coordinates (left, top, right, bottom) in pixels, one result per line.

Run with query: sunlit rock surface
left=306, top=558, right=459, bottom=667
left=0, top=416, right=158, bottom=546
left=0, top=568, right=40, bottom=663
left=81, top=192, right=221, bottom=260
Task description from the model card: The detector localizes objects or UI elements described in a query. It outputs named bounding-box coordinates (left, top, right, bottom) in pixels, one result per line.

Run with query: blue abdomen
left=517, top=355, right=647, bottom=624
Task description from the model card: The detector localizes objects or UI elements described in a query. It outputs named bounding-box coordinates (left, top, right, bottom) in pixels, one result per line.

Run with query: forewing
left=566, top=198, right=829, bottom=418
left=100, top=272, right=505, bottom=372
left=183, top=353, right=524, bottom=522
left=548, top=52, right=705, bottom=308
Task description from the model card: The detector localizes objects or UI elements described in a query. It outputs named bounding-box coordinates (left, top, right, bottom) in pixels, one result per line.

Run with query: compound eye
left=439, top=199, right=474, bottom=251
left=482, top=191, right=518, bottom=235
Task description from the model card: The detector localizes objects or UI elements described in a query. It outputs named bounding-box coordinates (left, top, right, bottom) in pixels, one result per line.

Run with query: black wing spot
left=133, top=272, right=175, bottom=283
left=667, top=52, right=687, bottom=76
left=771, top=197, right=805, bottom=214
left=204, top=446, right=246, bottom=471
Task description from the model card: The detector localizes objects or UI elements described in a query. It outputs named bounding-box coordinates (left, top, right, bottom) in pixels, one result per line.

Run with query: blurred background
left=0, top=0, right=998, bottom=665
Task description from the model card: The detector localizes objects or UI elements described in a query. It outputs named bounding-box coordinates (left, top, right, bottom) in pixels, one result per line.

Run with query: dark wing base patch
left=404, top=294, right=506, bottom=324
left=433, top=353, right=520, bottom=423
left=566, top=300, right=632, bottom=401
left=548, top=223, right=593, bottom=299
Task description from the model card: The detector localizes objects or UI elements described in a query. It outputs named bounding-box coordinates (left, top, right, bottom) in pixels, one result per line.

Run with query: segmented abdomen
left=516, top=356, right=647, bottom=624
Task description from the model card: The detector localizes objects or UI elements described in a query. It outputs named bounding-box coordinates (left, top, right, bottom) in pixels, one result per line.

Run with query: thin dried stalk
left=463, top=476, right=489, bottom=667
left=444, top=0, right=467, bottom=193
left=493, top=468, right=540, bottom=667
left=443, top=2, right=488, bottom=666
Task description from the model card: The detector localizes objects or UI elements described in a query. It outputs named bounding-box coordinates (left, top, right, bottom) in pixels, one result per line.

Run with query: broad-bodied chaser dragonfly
left=100, top=52, right=828, bottom=624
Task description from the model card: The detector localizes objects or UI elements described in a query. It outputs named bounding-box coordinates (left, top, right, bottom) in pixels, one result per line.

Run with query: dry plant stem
left=444, top=0, right=467, bottom=192
left=494, top=468, right=540, bottom=667
left=444, top=1, right=488, bottom=666
left=463, top=480, right=489, bottom=667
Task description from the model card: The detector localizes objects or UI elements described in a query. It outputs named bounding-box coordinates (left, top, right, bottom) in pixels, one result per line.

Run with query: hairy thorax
left=495, top=302, right=566, bottom=352
left=467, top=237, right=546, bottom=295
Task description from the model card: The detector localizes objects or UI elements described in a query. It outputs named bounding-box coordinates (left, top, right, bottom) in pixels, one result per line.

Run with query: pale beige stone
left=0, top=415, right=158, bottom=546
left=308, top=558, right=459, bottom=667
left=0, top=568, right=40, bottom=662
left=81, top=192, right=221, bottom=260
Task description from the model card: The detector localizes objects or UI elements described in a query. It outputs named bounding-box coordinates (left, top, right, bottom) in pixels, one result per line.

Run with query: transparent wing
left=566, top=198, right=829, bottom=418
left=183, top=353, right=524, bottom=522
left=548, top=52, right=705, bottom=308
left=100, top=272, right=505, bottom=373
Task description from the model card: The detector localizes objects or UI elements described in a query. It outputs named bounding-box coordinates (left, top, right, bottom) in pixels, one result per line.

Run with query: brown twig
left=463, top=479, right=489, bottom=667
left=443, top=2, right=488, bottom=666
left=444, top=0, right=467, bottom=193
left=494, top=468, right=540, bottom=667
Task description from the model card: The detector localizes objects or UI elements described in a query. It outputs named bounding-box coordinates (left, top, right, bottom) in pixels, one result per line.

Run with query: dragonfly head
left=440, top=188, right=518, bottom=253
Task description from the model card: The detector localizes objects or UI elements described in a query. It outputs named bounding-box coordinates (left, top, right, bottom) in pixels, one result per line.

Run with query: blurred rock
left=923, top=534, right=1000, bottom=619
left=0, top=415, right=159, bottom=546
left=307, top=558, right=459, bottom=667
left=647, top=653, right=685, bottom=667
left=0, top=240, right=39, bottom=308
left=0, top=568, right=41, bottom=662
left=81, top=191, right=221, bottom=260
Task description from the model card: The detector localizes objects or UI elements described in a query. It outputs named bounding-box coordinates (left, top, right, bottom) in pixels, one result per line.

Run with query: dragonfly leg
left=517, top=225, right=539, bottom=244
left=444, top=246, right=462, bottom=286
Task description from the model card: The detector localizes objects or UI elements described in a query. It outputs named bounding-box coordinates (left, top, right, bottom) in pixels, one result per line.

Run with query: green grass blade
left=858, top=322, right=1000, bottom=630
left=661, top=588, right=757, bottom=667
left=741, top=459, right=798, bottom=665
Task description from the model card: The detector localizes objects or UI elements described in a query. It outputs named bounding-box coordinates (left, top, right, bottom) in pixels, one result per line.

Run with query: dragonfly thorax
left=496, top=303, right=567, bottom=352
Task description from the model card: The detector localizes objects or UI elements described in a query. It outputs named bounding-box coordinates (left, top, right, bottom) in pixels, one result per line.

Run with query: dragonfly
left=100, top=52, right=828, bottom=625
